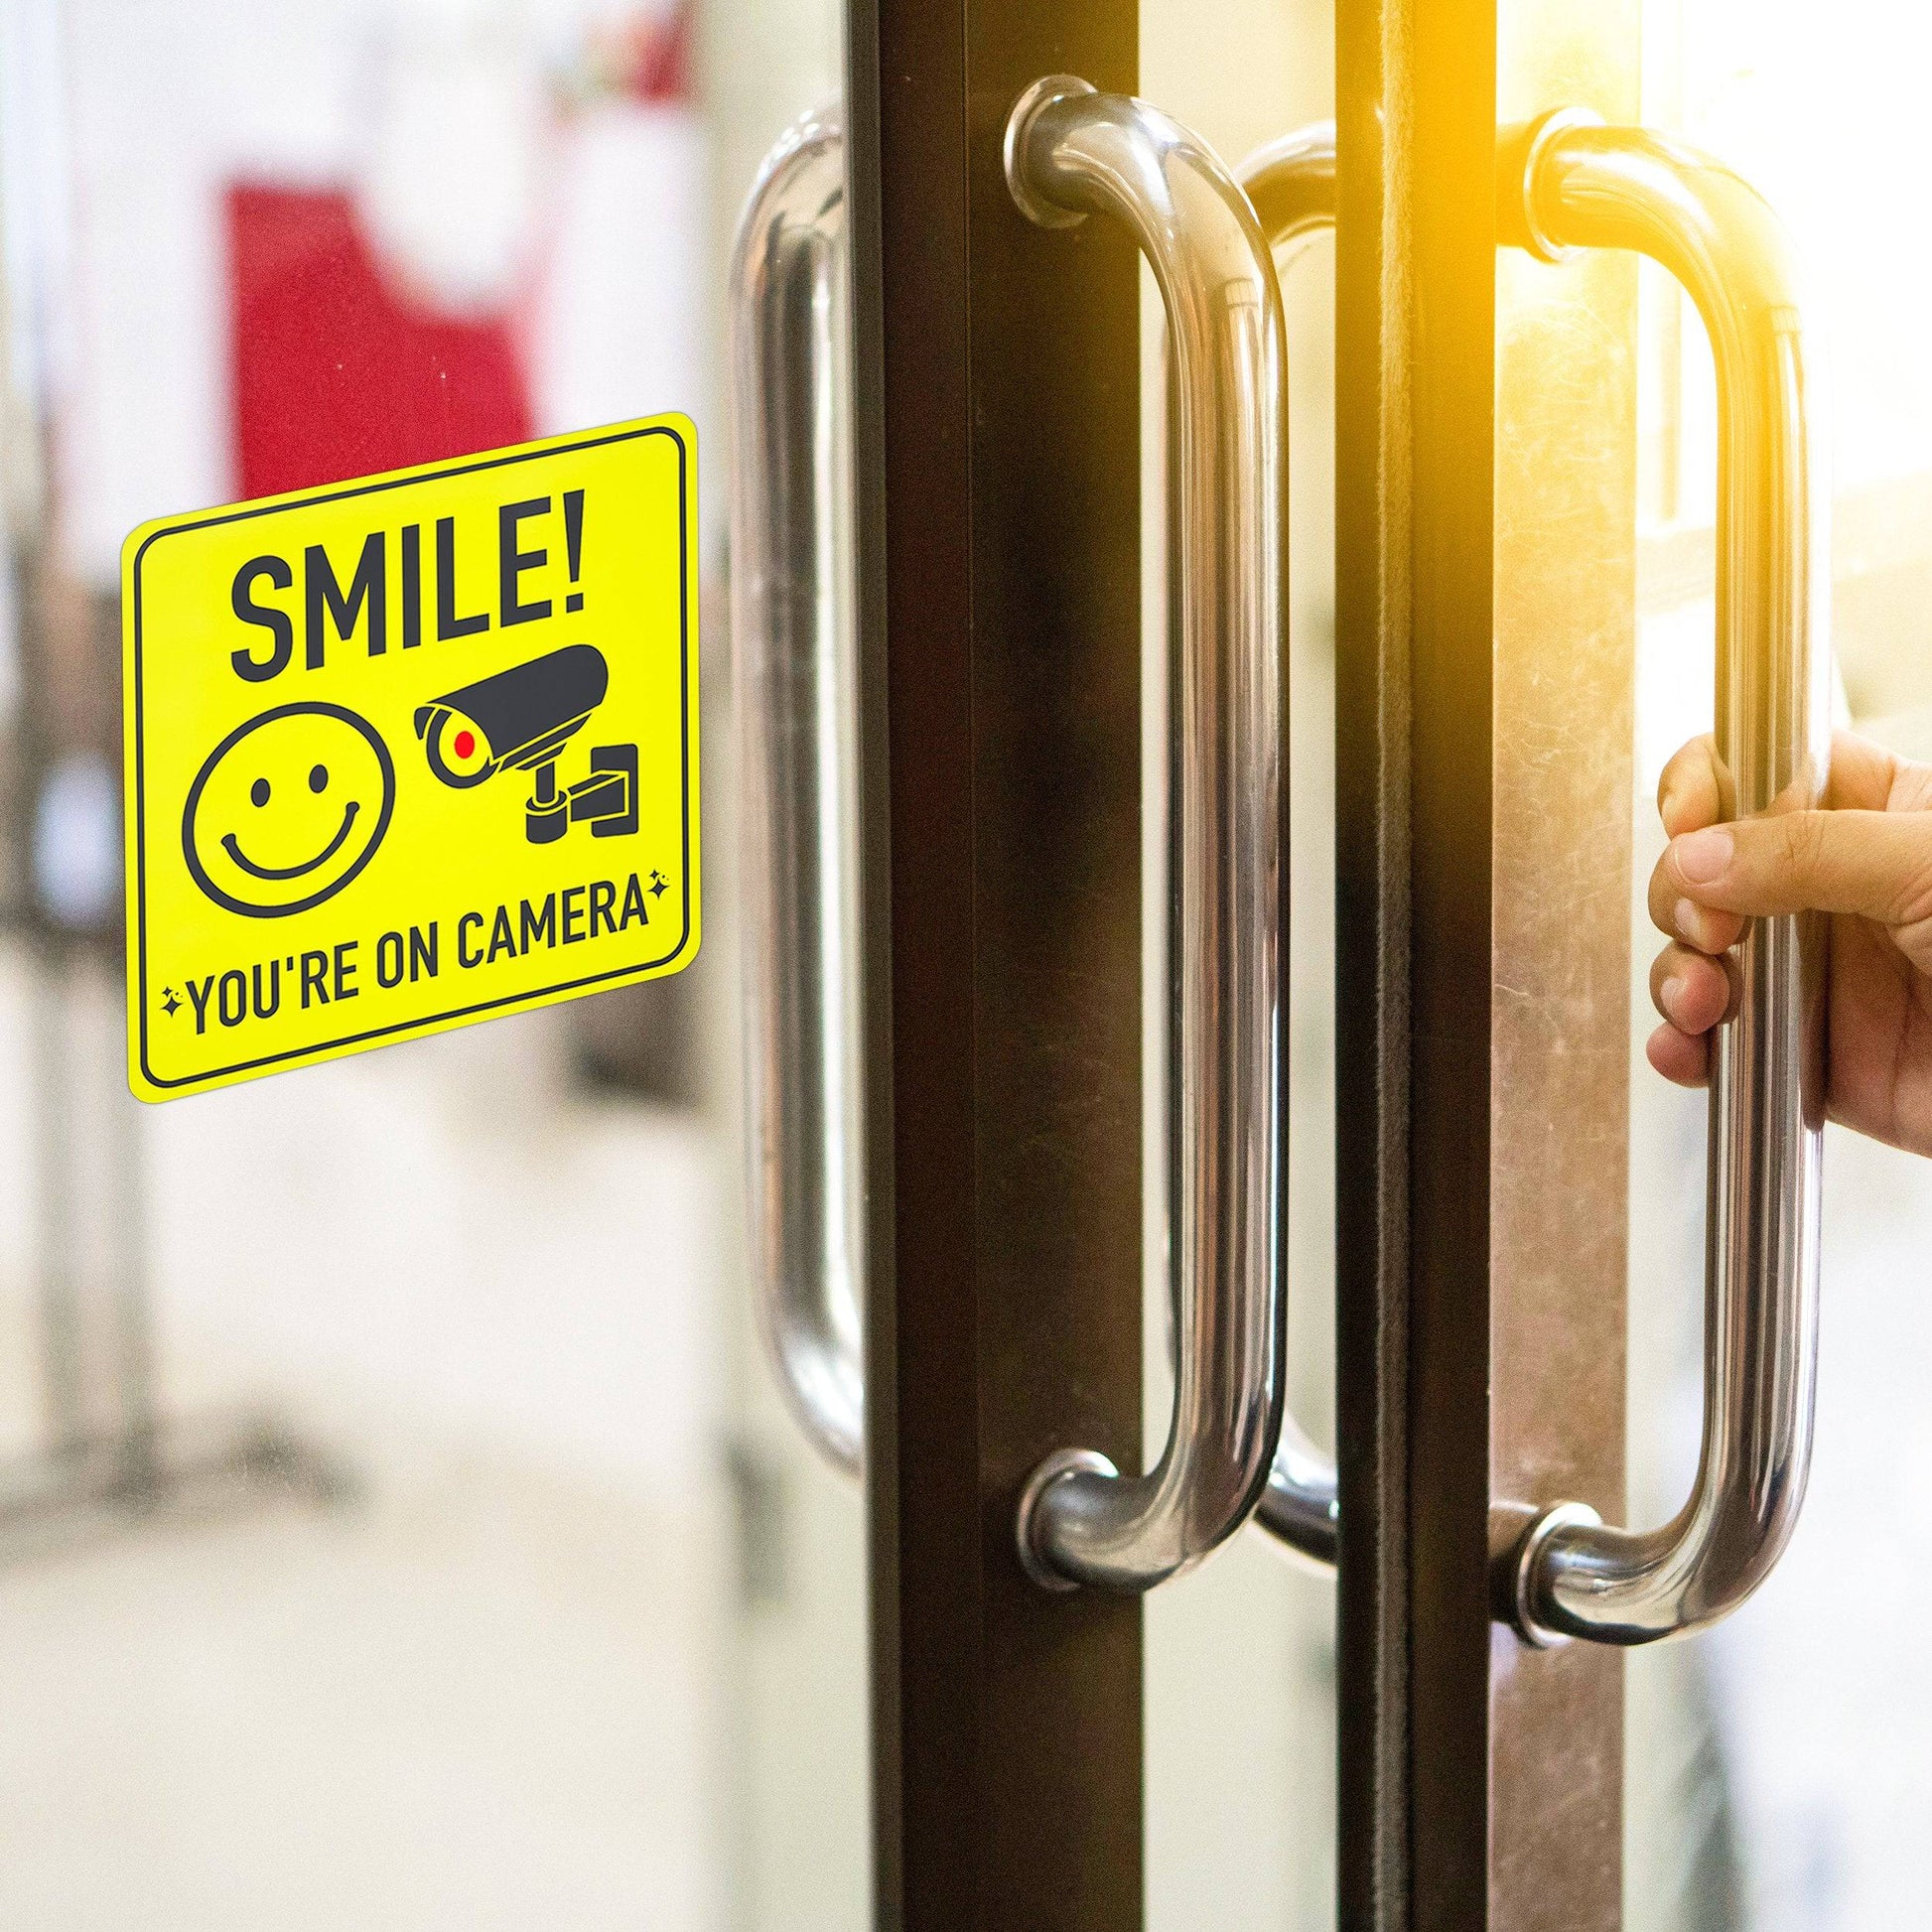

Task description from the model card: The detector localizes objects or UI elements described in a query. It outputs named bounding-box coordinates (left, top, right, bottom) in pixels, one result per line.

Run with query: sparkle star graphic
left=648, top=870, right=669, bottom=899
left=161, top=988, right=182, bottom=1017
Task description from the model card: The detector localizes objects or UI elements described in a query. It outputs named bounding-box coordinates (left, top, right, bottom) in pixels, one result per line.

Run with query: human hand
left=1646, top=729, right=1932, bottom=1157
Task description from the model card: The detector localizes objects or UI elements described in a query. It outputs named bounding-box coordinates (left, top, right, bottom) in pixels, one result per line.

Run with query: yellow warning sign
left=122, top=416, right=700, bottom=1102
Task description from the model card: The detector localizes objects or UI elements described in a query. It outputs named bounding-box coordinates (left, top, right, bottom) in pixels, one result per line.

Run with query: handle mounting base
left=1510, top=1500, right=1604, bottom=1647
left=1016, top=1448, right=1118, bottom=1591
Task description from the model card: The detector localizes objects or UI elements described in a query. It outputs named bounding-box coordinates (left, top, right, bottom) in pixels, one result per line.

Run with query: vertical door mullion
left=847, top=4, right=1145, bottom=1929
left=1403, top=0, right=1503, bottom=1918
left=1331, top=0, right=1419, bottom=1922
left=1335, top=2, right=1638, bottom=1926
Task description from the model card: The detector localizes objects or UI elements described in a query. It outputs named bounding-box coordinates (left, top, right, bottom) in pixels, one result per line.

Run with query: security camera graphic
left=414, top=643, right=637, bottom=845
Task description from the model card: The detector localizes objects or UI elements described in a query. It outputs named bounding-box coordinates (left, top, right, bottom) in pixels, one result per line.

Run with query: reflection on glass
left=0, top=1, right=862, bottom=1926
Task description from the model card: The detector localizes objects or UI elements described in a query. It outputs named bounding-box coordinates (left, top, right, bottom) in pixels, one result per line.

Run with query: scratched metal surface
left=1485, top=8, right=1640, bottom=1926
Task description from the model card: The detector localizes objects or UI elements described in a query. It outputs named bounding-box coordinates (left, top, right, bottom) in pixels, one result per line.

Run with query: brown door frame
left=847, top=0, right=1639, bottom=1924
left=847, top=5, right=1146, bottom=1928
left=1331, top=0, right=1424, bottom=1917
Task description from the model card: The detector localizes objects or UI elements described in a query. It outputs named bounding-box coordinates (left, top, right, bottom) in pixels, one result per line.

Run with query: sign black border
left=131, top=422, right=695, bottom=1091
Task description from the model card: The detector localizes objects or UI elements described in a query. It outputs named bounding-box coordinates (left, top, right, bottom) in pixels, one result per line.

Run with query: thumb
left=1664, top=809, right=1932, bottom=926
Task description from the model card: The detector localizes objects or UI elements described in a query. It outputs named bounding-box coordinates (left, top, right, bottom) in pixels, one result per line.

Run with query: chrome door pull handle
left=1006, top=77, right=1288, bottom=1593
left=730, top=103, right=865, bottom=1478
left=1500, top=110, right=1830, bottom=1646
left=1236, top=121, right=1338, bottom=1573
left=732, top=96, right=1305, bottom=1590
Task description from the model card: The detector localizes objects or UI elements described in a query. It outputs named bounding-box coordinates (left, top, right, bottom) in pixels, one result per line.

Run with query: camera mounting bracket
left=525, top=744, right=638, bottom=844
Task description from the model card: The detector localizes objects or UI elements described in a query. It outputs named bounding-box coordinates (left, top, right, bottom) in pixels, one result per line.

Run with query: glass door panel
left=0, top=3, right=866, bottom=1925
left=1628, top=5, right=1932, bottom=1926
left=1138, top=3, right=1337, bottom=1928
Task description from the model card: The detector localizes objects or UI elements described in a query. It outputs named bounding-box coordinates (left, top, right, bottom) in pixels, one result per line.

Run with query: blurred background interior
left=0, top=0, right=1929, bottom=1927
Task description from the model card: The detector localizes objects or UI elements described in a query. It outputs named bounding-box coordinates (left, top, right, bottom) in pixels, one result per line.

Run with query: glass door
left=3, top=1, right=1326, bottom=1926
left=1135, top=8, right=1338, bottom=1929
left=17, top=0, right=1921, bottom=1925
left=1626, top=6, right=1932, bottom=1927
left=0, top=2, right=871, bottom=1925
left=1294, top=2, right=1932, bottom=1928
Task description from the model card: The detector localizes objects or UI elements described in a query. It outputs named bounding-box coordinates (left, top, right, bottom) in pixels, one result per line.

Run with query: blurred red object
left=620, top=1, right=693, bottom=102
left=226, top=183, right=531, bottom=499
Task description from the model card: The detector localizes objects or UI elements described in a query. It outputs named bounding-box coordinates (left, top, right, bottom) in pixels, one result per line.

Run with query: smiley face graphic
left=182, top=702, right=395, bottom=917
